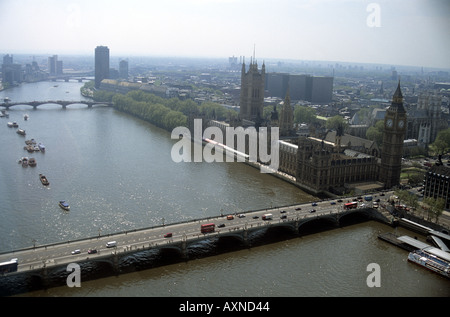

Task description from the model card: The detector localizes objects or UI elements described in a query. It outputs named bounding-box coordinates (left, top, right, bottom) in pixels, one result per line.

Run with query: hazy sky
left=1, top=0, right=449, bottom=68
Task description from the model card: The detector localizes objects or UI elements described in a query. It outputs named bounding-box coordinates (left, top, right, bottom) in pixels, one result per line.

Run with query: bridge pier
left=181, top=239, right=188, bottom=260
left=243, top=227, right=250, bottom=247
left=112, top=252, right=119, bottom=275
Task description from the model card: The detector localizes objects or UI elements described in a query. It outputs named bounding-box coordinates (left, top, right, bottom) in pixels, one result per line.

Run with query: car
left=280, top=215, right=287, bottom=219
left=227, top=215, right=234, bottom=220
left=218, top=223, right=226, bottom=228
left=238, top=214, right=246, bottom=218
left=280, top=210, right=287, bottom=213
left=88, top=249, right=97, bottom=254
left=312, top=202, right=318, bottom=206
left=337, top=199, right=343, bottom=202
left=164, top=233, right=173, bottom=238
left=309, top=209, right=316, bottom=213
left=330, top=201, right=336, bottom=205
left=252, top=215, right=259, bottom=219
left=71, top=249, right=81, bottom=255
left=295, top=207, right=301, bottom=210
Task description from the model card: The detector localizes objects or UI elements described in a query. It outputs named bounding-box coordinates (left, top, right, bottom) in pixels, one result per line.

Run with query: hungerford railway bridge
left=0, top=100, right=113, bottom=109
left=0, top=199, right=392, bottom=295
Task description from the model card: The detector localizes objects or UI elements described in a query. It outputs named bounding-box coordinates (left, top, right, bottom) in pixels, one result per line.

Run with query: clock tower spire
left=380, top=81, right=407, bottom=188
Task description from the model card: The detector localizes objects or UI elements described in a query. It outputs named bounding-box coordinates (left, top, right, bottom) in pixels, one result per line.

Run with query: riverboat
left=16, top=129, right=26, bottom=136
left=59, top=200, right=70, bottom=211
left=407, top=249, right=450, bottom=279
left=24, top=114, right=29, bottom=120
left=38, top=143, right=45, bottom=152
left=39, top=174, right=49, bottom=186
left=7, top=121, right=18, bottom=128
left=19, top=157, right=28, bottom=167
left=28, top=158, right=36, bottom=167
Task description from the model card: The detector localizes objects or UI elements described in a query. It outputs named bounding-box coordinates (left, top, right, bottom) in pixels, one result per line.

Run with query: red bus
left=344, top=202, right=358, bottom=209
left=201, top=223, right=215, bottom=233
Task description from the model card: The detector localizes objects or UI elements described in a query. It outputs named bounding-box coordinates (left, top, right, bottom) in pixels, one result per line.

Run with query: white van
left=106, top=241, right=117, bottom=248
left=262, top=213, right=273, bottom=220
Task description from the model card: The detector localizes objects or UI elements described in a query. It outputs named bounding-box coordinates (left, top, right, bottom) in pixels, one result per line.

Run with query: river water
left=0, top=81, right=448, bottom=297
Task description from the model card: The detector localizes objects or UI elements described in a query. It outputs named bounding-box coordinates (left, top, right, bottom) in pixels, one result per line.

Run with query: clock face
left=386, top=119, right=393, bottom=128
left=398, top=120, right=404, bottom=128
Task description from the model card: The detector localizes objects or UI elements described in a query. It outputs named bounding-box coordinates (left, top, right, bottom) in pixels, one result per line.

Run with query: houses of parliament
left=208, top=58, right=407, bottom=196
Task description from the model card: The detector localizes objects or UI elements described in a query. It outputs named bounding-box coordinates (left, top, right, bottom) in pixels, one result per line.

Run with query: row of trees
left=394, top=189, right=445, bottom=223
left=102, top=89, right=238, bottom=132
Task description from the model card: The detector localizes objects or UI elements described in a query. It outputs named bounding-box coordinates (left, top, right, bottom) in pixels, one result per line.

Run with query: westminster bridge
left=0, top=197, right=392, bottom=295
left=0, top=100, right=113, bottom=109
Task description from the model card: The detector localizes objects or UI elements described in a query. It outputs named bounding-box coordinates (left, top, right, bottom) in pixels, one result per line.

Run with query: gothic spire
left=390, top=80, right=406, bottom=113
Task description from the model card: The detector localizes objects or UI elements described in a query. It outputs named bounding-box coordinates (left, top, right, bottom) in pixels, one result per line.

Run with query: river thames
left=0, top=81, right=448, bottom=297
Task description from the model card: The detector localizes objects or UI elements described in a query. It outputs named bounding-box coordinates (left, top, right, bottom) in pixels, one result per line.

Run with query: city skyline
left=0, top=0, right=449, bottom=69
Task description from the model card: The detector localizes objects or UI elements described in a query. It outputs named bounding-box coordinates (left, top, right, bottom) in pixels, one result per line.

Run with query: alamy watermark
left=170, top=119, right=279, bottom=173
left=366, top=263, right=381, bottom=287
left=66, top=263, right=81, bottom=287
left=366, top=3, right=381, bottom=28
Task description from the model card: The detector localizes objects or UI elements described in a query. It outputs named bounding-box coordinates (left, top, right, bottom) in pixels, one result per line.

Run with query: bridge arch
left=338, top=209, right=374, bottom=226
left=298, top=216, right=339, bottom=236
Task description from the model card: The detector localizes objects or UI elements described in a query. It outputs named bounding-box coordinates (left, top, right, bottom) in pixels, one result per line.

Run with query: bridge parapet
left=0, top=101, right=113, bottom=109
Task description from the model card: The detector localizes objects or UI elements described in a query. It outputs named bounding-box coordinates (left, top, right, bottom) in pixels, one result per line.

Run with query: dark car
left=280, top=215, right=287, bottom=219
left=252, top=215, right=259, bottom=219
left=88, top=249, right=97, bottom=254
left=280, top=210, right=287, bottom=213
left=164, top=233, right=173, bottom=238
left=309, top=209, right=316, bottom=213
left=312, top=202, right=318, bottom=206
left=295, top=207, right=301, bottom=210
left=218, top=223, right=226, bottom=228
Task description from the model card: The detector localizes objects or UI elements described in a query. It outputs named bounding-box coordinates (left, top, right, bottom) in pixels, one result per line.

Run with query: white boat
left=59, top=200, right=70, bottom=211
left=16, top=129, right=26, bottom=136
left=24, top=114, right=29, bottom=120
left=408, top=249, right=450, bottom=279
left=38, top=143, right=45, bottom=152
left=7, top=121, right=18, bottom=128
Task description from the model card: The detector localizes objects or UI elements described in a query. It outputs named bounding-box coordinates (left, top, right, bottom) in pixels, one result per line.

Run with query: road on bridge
left=0, top=192, right=393, bottom=273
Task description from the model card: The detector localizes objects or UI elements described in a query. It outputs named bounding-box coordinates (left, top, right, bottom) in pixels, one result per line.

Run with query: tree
left=293, top=106, right=317, bottom=125
left=325, top=115, right=348, bottom=131
left=366, top=120, right=384, bottom=146
left=430, top=128, right=450, bottom=155
left=422, top=197, right=445, bottom=222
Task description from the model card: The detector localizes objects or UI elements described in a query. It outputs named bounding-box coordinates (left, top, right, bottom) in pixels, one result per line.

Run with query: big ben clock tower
left=380, top=81, right=407, bottom=188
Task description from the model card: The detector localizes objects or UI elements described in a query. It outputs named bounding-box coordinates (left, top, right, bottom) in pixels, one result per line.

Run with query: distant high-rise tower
left=48, top=55, right=63, bottom=75
left=95, top=46, right=110, bottom=88
left=380, top=81, right=407, bottom=188
left=239, top=58, right=265, bottom=122
left=119, top=59, right=128, bottom=80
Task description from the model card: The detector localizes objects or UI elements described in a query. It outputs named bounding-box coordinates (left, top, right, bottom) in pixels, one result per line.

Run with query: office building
left=2, top=54, right=22, bottom=85
left=95, top=46, right=110, bottom=88
left=266, top=73, right=333, bottom=103
left=48, top=55, right=63, bottom=75
left=119, top=60, right=128, bottom=80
